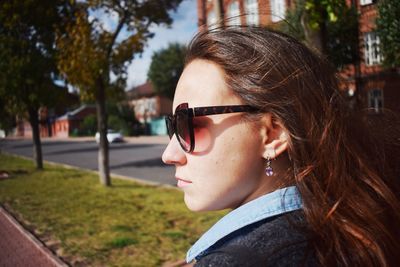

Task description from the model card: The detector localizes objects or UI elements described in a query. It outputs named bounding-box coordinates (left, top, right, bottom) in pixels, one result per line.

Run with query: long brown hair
left=185, top=27, right=400, bottom=266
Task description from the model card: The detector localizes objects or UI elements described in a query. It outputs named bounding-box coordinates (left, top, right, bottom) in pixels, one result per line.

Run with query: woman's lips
left=176, top=177, right=192, bottom=188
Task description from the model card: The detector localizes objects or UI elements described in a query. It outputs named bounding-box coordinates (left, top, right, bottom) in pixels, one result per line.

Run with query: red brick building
left=197, top=0, right=288, bottom=27
left=126, top=81, right=173, bottom=135
left=14, top=107, right=52, bottom=138
left=52, top=105, right=97, bottom=138
left=12, top=89, right=80, bottom=138
left=126, top=81, right=172, bottom=124
left=197, top=0, right=400, bottom=114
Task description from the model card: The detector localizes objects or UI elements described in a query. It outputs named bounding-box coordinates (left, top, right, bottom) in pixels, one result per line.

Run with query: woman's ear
left=260, top=114, right=288, bottom=160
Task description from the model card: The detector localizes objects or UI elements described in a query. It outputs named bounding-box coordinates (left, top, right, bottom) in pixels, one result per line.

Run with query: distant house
left=52, top=105, right=97, bottom=138
left=126, top=81, right=172, bottom=135
left=12, top=89, right=80, bottom=138
left=13, top=114, right=56, bottom=138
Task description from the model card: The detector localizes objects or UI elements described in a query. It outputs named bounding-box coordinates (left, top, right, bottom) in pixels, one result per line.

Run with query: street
left=0, top=137, right=175, bottom=186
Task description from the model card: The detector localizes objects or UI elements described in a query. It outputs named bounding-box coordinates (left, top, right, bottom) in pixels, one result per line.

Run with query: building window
left=360, top=0, right=373, bottom=6
left=226, top=1, right=241, bottom=26
left=271, top=0, right=286, bottom=22
left=245, top=0, right=259, bottom=26
left=368, top=88, right=384, bottom=113
left=364, top=32, right=383, bottom=66
left=207, top=10, right=217, bottom=29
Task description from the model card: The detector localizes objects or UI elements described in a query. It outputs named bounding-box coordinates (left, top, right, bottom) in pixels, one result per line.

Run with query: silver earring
left=265, top=157, right=273, bottom=176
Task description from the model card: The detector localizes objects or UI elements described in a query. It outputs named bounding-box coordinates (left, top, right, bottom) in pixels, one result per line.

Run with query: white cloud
left=90, top=0, right=197, bottom=89
left=126, top=0, right=198, bottom=89
left=89, top=8, right=119, bottom=32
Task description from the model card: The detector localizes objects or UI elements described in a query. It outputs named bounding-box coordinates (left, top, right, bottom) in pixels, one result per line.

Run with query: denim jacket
left=186, top=186, right=303, bottom=263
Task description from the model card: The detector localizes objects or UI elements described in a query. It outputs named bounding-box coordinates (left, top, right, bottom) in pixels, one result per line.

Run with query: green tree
left=280, top=0, right=361, bottom=109
left=104, top=102, right=139, bottom=136
left=148, top=43, right=186, bottom=99
left=0, top=0, right=67, bottom=169
left=0, top=96, right=16, bottom=135
left=56, top=0, right=182, bottom=186
left=281, top=0, right=359, bottom=68
left=376, top=0, right=400, bottom=68
left=81, top=114, right=97, bottom=135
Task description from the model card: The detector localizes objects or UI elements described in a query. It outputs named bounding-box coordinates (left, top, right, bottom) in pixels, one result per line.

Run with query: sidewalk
left=0, top=206, right=68, bottom=267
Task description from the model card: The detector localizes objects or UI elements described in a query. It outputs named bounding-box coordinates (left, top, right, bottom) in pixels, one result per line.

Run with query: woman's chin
left=184, top=195, right=227, bottom=212
left=184, top=198, right=206, bottom=212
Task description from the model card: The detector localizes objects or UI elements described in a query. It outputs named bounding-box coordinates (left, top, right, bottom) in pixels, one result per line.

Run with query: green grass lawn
left=0, top=153, right=224, bottom=266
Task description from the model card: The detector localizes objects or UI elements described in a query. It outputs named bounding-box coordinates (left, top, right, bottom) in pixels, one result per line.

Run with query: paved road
left=0, top=137, right=176, bottom=186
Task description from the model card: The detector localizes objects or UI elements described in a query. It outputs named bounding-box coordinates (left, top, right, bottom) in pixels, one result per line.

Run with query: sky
left=126, top=0, right=198, bottom=89
left=71, top=0, right=198, bottom=93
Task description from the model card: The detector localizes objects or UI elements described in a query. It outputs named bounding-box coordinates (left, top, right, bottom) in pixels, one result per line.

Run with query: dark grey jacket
left=194, top=210, right=318, bottom=267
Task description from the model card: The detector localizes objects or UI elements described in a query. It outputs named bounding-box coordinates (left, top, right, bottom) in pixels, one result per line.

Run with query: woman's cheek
left=193, top=127, right=212, bottom=153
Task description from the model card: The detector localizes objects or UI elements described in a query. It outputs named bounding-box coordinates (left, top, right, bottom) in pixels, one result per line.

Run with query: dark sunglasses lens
left=176, top=113, right=191, bottom=152
left=165, top=117, right=174, bottom=139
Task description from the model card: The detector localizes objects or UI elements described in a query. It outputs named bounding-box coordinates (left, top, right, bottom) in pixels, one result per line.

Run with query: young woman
left=162, top=27, right=400, bottom=266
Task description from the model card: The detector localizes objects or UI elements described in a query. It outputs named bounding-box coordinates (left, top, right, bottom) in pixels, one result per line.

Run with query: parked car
left=95, top=130, right=124, bottom=143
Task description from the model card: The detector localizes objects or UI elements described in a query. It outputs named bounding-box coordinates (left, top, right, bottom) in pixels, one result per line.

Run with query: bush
left=107, top=103, right=141, bottom=136
left=80, top=114, right=97, bottom=136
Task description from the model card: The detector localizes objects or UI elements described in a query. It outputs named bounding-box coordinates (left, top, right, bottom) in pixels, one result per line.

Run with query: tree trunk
left=28, top=107, right=43, bottom=169
left=301, top=13, right=323, bottom=52
left=301, top=2, right=328, bottom=55
left=318, top=9, right=328, bottom=55
left=96, top=78, right=111, bottom=186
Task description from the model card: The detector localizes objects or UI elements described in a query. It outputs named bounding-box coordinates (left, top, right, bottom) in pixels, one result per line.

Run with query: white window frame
left=364, top=32, right=383, bottom=66
left=207, top=10, right=217, bottom=29
left=226, top=1, right=241, bottom=26
left=368, top=88, right=384, bottom=113
left=245, top=0, right=259, bottom=26
left=360, top=0, right=373, bottom=6
left=271, top=0, right=286, bottom=22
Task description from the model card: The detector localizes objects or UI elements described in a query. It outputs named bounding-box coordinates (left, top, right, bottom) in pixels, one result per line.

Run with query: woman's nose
left=162, top=135, right=187, bottom=165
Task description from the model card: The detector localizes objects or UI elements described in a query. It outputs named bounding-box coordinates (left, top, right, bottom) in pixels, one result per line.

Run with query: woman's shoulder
left=195, top=210, right=318, bottom=266
left=194, top=244, right=318, bottom=267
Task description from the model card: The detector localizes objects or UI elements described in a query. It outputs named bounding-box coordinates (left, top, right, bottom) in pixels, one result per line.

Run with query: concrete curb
left=0, top=152, right=180, bottom=266
left=0, top=205, right=69, bottom=267
left=4, top=135, right=170, bottom=145
left=0, top=151, right=181, bottom=267
left=1, top=151, right=179, bottom=190
left=45, top=157, right=177, bottom=190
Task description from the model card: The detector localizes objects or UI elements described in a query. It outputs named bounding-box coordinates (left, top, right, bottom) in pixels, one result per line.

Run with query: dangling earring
left=265, top=157, right=273, bottom=176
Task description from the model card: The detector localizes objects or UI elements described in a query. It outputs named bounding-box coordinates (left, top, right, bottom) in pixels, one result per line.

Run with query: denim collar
left=186, top=186, right=302, bottom=263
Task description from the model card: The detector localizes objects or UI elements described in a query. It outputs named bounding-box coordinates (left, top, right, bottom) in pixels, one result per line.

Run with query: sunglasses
left=165, top=103, right=257, bottom=153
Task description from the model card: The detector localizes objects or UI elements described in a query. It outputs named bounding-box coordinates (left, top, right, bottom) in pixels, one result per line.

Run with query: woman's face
left=162, top=59, right=271, bottom=211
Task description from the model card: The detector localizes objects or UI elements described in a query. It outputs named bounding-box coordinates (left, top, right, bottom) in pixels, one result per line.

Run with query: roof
left=126, top=81, right=155, bottom=99
left=57, top=104, right=96, bottom=121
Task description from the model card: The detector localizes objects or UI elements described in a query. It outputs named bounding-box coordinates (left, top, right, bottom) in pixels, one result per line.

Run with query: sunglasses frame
left=165, top=103, right=257, bottom=153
